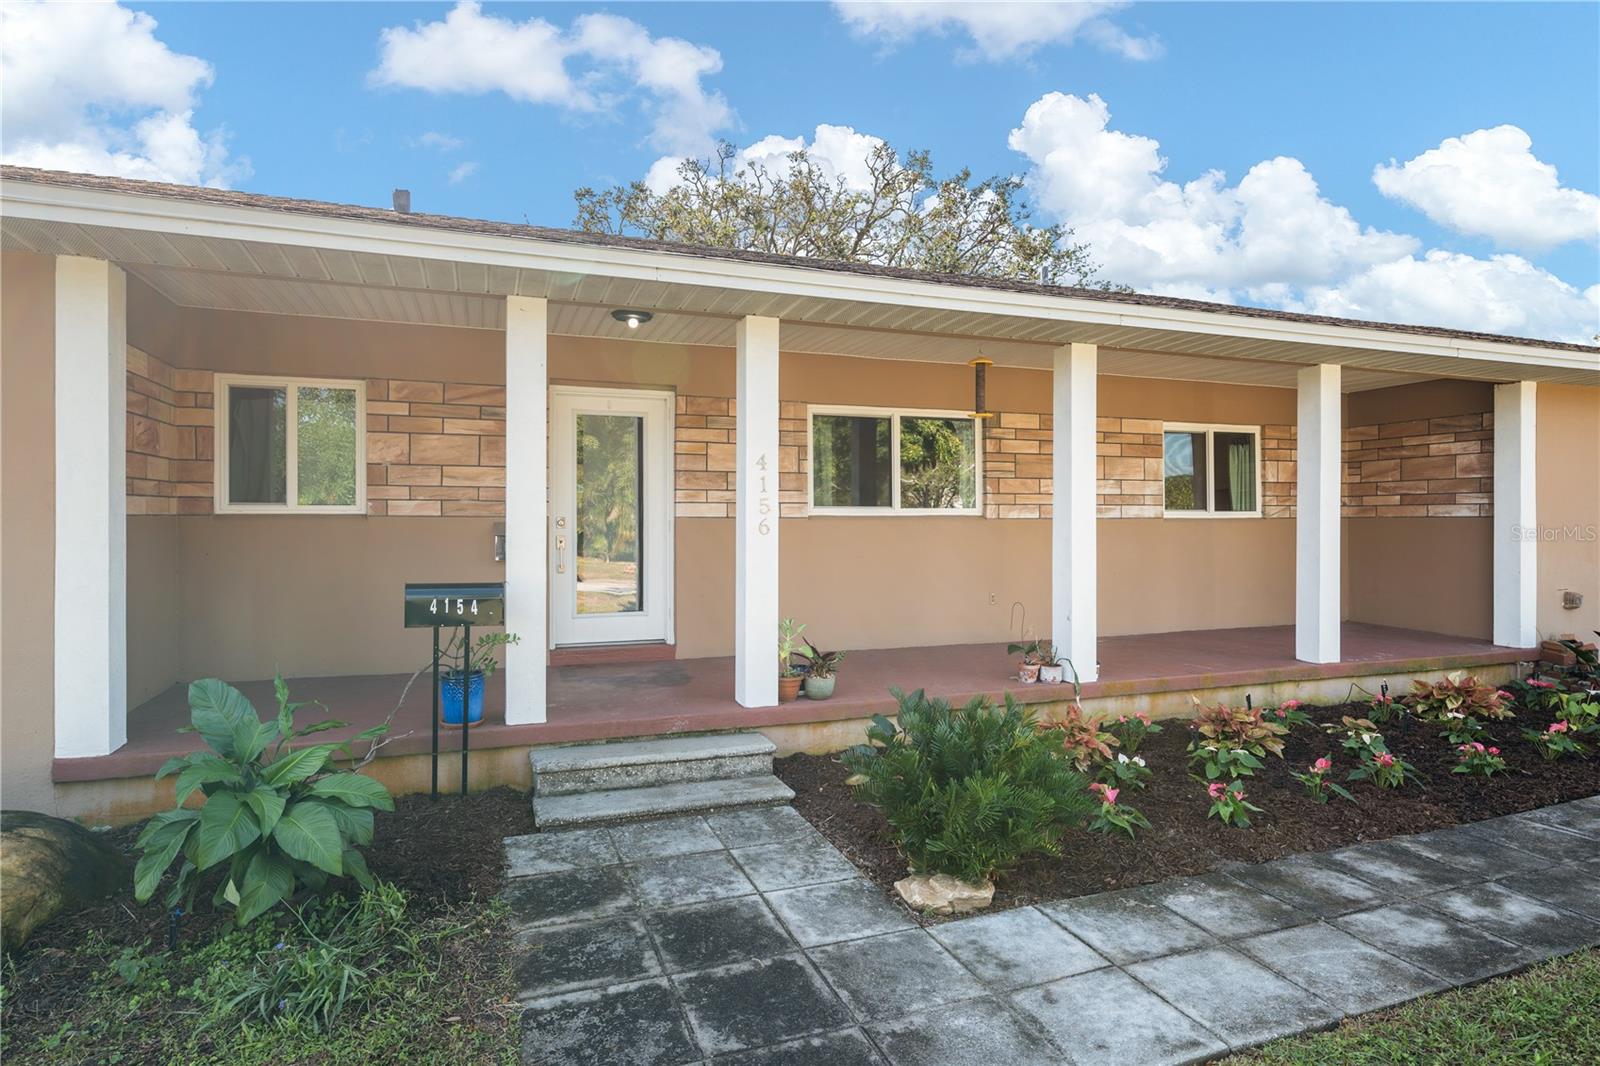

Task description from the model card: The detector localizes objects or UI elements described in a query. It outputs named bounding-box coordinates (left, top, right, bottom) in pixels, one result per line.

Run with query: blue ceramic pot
left=440, top=670, right=485, bottom=725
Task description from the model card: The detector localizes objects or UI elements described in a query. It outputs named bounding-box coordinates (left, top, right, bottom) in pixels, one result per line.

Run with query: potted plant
left=441, top=631, right=519, bottom=726
left=796, top=642, right=845, bottom=700
left=1007, top=639, right=1048, bottom=683
left=778, top=618, right=806, bottom=702
left=1038, top=645, right=1066, bottom=684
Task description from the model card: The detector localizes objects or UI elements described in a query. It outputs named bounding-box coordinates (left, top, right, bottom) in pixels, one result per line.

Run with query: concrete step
left=530, top=733, right=775, bottom=796
left=531, top=774, right=795, bottom=829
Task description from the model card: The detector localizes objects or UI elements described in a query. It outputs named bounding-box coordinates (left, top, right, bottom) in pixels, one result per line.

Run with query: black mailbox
left=403, top=582, right=505, bottom=628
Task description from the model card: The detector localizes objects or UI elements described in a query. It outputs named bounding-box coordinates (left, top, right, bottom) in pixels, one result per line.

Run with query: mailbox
left=403, top=582, right=505, bottom=628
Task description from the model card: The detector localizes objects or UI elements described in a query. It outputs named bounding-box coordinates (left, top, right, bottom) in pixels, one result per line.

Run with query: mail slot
left=403, top=582, right=505, bottom=628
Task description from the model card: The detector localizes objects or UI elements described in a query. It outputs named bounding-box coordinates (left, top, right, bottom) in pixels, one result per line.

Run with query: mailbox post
left=404, top=583, right=506, bottom=799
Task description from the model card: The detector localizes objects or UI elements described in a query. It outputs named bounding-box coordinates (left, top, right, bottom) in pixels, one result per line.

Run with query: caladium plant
left=133, top=675, right=392, bottom=925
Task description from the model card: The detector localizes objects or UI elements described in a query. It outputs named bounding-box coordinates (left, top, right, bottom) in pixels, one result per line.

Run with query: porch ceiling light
left=611, top=309, right=654, bottom=330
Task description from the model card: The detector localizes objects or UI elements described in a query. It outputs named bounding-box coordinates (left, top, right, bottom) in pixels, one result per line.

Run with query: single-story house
left=2, top=165, right=1596, bottom=822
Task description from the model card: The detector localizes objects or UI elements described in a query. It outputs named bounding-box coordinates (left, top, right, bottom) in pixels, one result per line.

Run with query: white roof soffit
left=2, top=175, right=1597, bottom=387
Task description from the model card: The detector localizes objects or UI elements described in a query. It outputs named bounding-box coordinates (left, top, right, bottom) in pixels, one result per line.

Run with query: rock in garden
left=1, top=810, right=128, bottom=951
left=894, top=872, right=995, bottom=915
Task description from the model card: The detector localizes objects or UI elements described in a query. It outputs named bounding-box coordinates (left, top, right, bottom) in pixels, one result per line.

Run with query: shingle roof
left=4, top=164, right=1597, bottom=355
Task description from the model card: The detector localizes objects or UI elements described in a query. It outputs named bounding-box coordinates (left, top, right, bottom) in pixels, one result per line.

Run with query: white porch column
left=1052, top=342, right=1098, bottom=681
left=1295, top=363, right=1341, bottom=663
left=54, top=257, right=127, bottom=757
left=1493, top=381, right=1537, bottom=647
left=504, top=296, right=548, bottom=724
left=735, top=316, right=780, bottom=707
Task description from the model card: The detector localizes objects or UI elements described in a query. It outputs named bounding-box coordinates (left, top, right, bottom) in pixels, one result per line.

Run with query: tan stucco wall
left=127, top=517, right=183, bottom=704
left=1537, top=383, right=1600, bottom=638
left=1, top=252, right=58, bottom=811
left=1343, top=517, right=1494, bottom=639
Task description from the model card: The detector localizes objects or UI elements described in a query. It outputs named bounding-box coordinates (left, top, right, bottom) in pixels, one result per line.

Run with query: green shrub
left=134, top=675, right=393, bottom=924
left=217, top=882, right=419, bottom=1033
left=841, top=688, right=1094, bottom=883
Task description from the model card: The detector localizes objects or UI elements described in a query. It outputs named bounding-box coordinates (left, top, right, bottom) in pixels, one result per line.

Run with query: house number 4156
left=756, top=453, right=773, bottom=535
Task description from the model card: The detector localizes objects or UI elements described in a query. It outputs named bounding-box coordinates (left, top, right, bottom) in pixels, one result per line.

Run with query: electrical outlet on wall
left=989, top=592, right=997, bottom=606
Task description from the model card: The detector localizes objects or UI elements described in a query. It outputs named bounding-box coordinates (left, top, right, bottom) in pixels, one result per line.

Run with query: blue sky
left=3, top=2, right=1597, bottom=342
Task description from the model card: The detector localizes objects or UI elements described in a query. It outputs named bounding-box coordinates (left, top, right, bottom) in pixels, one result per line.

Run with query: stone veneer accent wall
left=127, top=347, right=215, bottom=515
left=1342, top=412, right=1494, bottom=517
left=127, top=371, right=1492, bottom=522
left=673, top=396, right=809, bottom=518
left=365, top=379, right=506, bottom=516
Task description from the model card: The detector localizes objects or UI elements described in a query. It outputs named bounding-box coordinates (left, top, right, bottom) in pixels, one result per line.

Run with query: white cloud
left=1008, top=92, right=1415, bottom=295
left=833, top=1, right=1160, bottom=61
left=642, top=123, right=888, bottom=196
left=413, top=131, right=465, bottom=152
left=1373, top=125, right=1600, bottom=252
left=1302, top=252, right=1600, bottom=345
left=372, top=3, right=732, bottom=159
left=0, top=1, right=246, bottom=187
left=447, top=160, right=479, bottom=184
left=1008, top=92, right=1597, bottom=343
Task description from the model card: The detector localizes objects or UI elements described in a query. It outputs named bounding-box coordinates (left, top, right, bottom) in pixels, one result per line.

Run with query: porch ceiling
left=5, top=180, right=1596, bottom=393
left=107, top=262, right=1426, bottom=391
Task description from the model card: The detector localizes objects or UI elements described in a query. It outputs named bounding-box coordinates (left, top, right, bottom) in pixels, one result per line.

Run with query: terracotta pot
left=779, top=674, right=803, bottom=702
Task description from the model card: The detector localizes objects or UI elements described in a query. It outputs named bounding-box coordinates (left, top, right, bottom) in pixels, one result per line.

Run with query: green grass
left=1226, top=950, right=1600, bottom=1065
left=1, top=889, right=521, bottom=1066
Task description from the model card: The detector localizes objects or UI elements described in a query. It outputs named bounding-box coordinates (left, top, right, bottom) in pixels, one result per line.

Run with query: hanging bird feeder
left=968, top=356, right=995, bottom=420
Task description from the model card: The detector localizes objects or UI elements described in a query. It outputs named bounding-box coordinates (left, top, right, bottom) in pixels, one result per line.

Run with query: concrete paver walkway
left=504, top=796, right=1600, bottom=1066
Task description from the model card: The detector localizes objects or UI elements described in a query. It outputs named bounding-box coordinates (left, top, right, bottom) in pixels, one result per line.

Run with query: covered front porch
left=58, top=622, right=1529, bottom=786
left=8, top=167, right=1586, bottom=824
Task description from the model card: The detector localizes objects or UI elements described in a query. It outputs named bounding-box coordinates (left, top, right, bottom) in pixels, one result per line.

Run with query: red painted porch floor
left=59, top=622, right=1531, bottom=782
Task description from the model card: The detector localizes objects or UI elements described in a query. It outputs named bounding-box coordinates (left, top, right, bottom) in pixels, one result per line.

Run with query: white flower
left=1134, top=756, right=1147, bottom=767
left=1117, top=753, right=1130, bottom=763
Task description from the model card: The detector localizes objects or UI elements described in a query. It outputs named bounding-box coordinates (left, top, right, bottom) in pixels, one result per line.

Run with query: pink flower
left=1117, top=715, right=1128, bottom=723
left=1529, top=679, right=1556, bottom=689
left=1208, top=782, right=1227, bottom=800
left=1376, top=752, right=1396, bottom=768
left=1549, top=721, right=1569, bottom=734
left=1312, top=757, right=1333, bottom=773
left=1496, top=690, right=1515, bottom=700
left=1090, top=782, right=1119, bottom=806
left=1488, top=747, right=1500, bottom=755
left=1282, top=700, right=1301, bottom=709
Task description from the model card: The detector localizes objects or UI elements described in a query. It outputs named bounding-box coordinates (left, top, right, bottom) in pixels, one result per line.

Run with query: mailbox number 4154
left=430, top=598, right=478, bottom=616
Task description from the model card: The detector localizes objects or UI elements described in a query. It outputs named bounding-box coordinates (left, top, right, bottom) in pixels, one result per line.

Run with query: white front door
left=549, top=386, right=674, bottom=647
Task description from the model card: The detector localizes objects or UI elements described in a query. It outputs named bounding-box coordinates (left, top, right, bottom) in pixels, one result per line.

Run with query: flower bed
left=775, top=694, right=1600, bottom=919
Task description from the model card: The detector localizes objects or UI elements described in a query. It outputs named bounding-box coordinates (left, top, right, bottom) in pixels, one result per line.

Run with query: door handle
left=555, top=533, right=567, bottom=574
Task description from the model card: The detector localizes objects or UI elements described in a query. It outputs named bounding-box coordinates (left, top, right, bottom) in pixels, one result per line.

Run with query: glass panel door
left=575, top=413, right=643, bottom=615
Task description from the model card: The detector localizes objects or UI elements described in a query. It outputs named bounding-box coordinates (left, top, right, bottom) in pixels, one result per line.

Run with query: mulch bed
left=776, top=701, right=1600, bottom=919
left=1, top=787, right=535, bottom=1058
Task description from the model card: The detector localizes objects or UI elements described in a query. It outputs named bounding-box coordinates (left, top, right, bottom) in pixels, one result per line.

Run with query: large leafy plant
left=841, top=688, right=1094, bottom=884
left=134, top=676, right=393, bottom=924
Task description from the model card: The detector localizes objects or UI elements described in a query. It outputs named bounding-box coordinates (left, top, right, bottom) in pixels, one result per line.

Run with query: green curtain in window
left=1228, top=442, right=1255, bottom=511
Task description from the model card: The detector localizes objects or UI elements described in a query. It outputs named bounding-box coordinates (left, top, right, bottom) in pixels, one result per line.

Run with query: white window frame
left=1162, top=422, right=1263, bottom=519
left=806, top=404, right=984, bottom=516
left=213, top=373, right=367, bottom=515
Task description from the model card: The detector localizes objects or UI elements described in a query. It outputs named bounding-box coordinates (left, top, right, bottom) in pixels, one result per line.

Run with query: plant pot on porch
left=440, top=670, right=485, bottom=726
left=779, top=674, right=803, bottom=702
left=803, top=675, right=836, bottom=700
